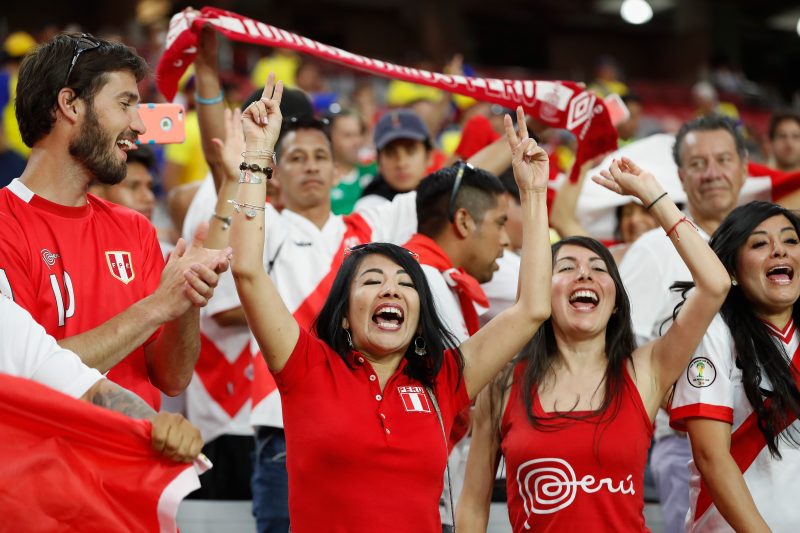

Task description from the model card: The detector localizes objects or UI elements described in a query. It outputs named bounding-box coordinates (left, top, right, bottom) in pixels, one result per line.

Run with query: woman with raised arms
left=456, top=158, right=730, bottom=532
left=670, top=201, right=800, bottom=532
left=228, top=74, right=551, bottom=533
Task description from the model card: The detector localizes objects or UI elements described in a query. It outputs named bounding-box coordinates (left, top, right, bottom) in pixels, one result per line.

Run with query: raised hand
left=241, top=72, right=284, bottom=152
left=504, top=106, right=549, bottom=193
left=591, top=157, right=664, bottom=205
left=210, top=107, right=244, bottom=183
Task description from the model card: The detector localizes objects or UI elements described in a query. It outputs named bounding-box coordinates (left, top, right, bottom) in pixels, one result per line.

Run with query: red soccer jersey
left=501, top=364, right=652, bottom=533
left=0, top=180, right=164, bottom=408
left=275, top=327, right=470, bottom=533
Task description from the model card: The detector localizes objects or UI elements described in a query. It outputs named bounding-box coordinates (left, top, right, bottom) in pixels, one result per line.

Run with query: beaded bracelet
left=239, top=162, right=273, bottom=180
left=228, top=199, right=265, bottom=219
left=195, top=91, right=224, bottom=105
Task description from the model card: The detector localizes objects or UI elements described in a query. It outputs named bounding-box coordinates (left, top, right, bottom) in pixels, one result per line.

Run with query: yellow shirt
left=164, top=110, right=208, bottom=185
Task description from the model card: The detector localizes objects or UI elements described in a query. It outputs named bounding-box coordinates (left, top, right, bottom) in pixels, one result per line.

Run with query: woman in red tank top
left=456, top=158, right=731, bottom=532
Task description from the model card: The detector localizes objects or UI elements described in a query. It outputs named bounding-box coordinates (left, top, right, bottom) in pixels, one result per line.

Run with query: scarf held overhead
left=157, top=7, right=618, bottom=181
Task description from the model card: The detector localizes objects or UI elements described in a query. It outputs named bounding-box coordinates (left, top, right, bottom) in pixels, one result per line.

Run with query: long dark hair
left=709, top=201, right=800, bottom=457
left=518, top=236, right=637, bottom=428
left=313, top=242, right=463, bottom=389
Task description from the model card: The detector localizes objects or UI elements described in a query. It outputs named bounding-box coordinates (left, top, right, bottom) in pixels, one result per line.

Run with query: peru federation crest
left=105, top=251, right=135, bottom=284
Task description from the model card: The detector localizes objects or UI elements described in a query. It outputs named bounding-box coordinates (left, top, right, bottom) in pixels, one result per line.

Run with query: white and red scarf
left=156, top=7, right=618, bottom=182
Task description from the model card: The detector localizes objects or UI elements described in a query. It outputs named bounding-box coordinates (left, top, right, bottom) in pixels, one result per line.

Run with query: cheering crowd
left=2, top=11, right=800, bottom=533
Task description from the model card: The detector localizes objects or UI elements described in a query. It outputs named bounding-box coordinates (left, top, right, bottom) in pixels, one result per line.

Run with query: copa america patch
left=687, top=357, right=716, bottom=388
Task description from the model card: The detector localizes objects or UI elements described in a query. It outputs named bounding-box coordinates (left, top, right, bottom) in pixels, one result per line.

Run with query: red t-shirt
left=501, top=364, right=653, bottom=533
left=274, top=327, right=470, bottom=533
left=0, top=180, right=164, bottom=408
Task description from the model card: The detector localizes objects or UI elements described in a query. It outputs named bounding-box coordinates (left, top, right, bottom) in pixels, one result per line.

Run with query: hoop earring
left=414, top=336, right=427, bottom=357
left=731, top=277, right=739, bottom=286
left=345, top=329, right=354, bottom=349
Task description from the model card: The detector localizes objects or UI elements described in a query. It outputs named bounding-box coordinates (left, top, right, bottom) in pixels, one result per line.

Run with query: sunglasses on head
left=65, top=33, right=101, bottom=86
left=343, top=243, right=419, bottom=262
left=449, top=161, right=475, bottom=221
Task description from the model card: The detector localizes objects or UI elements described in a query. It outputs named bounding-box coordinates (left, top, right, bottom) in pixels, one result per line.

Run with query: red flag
left=156, top=7, right=617, bottom=182
left=0, top=373, right=204, bottom=532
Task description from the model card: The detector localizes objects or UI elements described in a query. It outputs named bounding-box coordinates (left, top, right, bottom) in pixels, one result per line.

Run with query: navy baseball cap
left=374, top=109, right=431, bottom=151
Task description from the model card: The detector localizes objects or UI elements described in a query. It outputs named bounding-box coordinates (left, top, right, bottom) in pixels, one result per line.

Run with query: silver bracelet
left=211, top=212, right=232, bottom=230
left=241, top=150, right=277, bottom=166
left=239, top=170, right=264, bottom=184
left=228, top=199, right=266, bottom=219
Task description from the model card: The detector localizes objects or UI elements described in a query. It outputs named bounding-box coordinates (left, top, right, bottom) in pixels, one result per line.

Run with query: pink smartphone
left=136, top=103, right=186, bottom=145
left=604, top=93, right=630, bottom=126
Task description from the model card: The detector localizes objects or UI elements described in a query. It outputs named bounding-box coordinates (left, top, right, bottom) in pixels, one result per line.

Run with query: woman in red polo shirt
left=228, top=78, right=552, bottom=532
left=456, top=158, right=730, bottom=532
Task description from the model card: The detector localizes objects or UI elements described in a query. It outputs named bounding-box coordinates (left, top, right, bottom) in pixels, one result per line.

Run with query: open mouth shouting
left=766, top=264, right=795, bottom=286
left=569, top=289, right=600, bottom=311
left=372, top=303, right=405, bottom=331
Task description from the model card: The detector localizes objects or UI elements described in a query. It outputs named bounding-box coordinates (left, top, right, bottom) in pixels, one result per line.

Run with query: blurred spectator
left=355, top=108, right=433, bottom=209
left=1, top=31, right=37, bottom=159
left=691, top=81, right=739, bottom=122
left=0, top=122, right=26, bottom=187
left=617, top=93, right=644, bottom=145
left=326, top=108, right=377, bottom=215
left=768, top=110, right=800, bottom=173
left=588, top=55, right=628, bottom=98
left=294, top=58, right=327, bottom=94
left=89, top=145, right=175, bottom=257
left=352, top=79, right=379, bottom=140
left=251, top=49, right=299, bottom=89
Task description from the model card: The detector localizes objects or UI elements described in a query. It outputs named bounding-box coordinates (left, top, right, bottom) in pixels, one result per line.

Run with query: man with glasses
left=404, top=162, right=509, bottom=531
left=0, top=33, right=229, bottom=410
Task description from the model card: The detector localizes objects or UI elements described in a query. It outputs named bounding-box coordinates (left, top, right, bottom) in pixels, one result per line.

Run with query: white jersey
left=619, top=222, right=710, bottom=346
left=670, top=314, right=800, bottom=532
left=0, top=295, right=102, bottom=398
left=182, top=176, right=254, bottom=441
left=188, top=176, right=418, bottom=428
left=620, top=222, right=710, bottom=441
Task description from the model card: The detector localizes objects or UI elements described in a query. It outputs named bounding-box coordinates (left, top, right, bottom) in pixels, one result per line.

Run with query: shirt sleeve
left=272, top=327, right=330, bottom=394
left=358, top=191, right=418, bottom=245
left=619, top=233, right=670, bottom=345
left=669, top=314, right=735, bottom=431
left=1, top=297, right=103, bottom=398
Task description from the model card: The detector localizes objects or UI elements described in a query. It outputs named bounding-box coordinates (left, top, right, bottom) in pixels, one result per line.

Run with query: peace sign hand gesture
left=504, top=106, right=549, bottom=193
left=241, top=72, right=284, bottom=152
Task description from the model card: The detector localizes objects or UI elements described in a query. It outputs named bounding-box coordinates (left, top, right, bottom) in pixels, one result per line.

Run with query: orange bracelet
left=666, top=217, right=698, bottom=241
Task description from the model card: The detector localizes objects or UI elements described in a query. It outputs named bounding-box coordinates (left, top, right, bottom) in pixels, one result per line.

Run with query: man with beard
left=0, top=33, right=229, bottom=409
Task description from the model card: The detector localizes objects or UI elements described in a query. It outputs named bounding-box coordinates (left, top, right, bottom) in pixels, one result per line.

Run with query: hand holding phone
left=136, top=103, right=186, bottom=145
